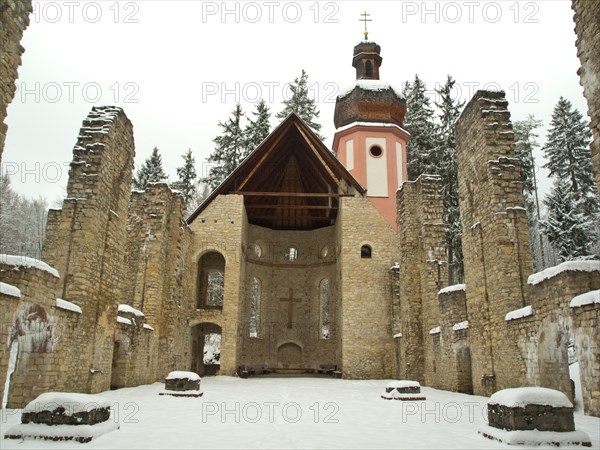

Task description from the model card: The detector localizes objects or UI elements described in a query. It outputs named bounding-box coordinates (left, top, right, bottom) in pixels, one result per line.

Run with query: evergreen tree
left=133, top=147, right=168, bottom=190
left=541, top=177, right=598, bottom=262
left=434, top=75, right=465, bottom=283
left=171, top=149, right=197, bottom=207
left=276, top=69, right=324, bottom=140
left=245, top=99, right=271, bottom=152
left=541, top=97, right=600, bottom=260
left=542, top=97, right=599, bottom=215
left=513, top=115, right=545, bottom=270
left=203, top=103, right=246, bottom=191
left=403, top=74, right=438, bottom=180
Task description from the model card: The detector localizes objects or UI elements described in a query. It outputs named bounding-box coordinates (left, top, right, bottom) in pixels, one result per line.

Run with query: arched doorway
left=191, top=322, right=222, bottom=376
left=277, top=342, right=302, bottom=368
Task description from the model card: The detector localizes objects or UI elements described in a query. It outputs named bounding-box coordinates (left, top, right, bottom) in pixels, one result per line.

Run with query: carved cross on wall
left=280, top=288, right=302, bottom=329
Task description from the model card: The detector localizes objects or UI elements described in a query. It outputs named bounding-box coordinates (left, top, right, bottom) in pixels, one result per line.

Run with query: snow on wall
left=0, top=282, right=21, bottom=298
left=505, top=305, right=533, bottom=321
left=489, top=387, right=573, bottom=408
left=0, top=254, right=60, bottom=278
left=439, top=284, right=466, bottom=295
left=429, top=327, right=441, bottom=335
left=118, top=304, right=144, bottom=317
left=569, top=290, right=600, bottom=308
left=117, top=316, right=132, bottom=326
left=452, top=320, right=469, bottom=331
left=55, top=298, right=82, bottom=314
left=528, top=260, right=600, bottom=286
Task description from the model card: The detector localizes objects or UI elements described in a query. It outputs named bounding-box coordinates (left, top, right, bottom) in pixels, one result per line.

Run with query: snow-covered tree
left=276, top=69, right=324, bottom=140
left=542, top=97, right=599, bottom=216
left=133, top=147, right=168, bottom=190
left=171, top=149, right=197, bottom=208
left=513, top=115, right=546, bottom=270
left=403, top=75, right=438, bottom=180
left=0, top=175, right=48, bottom=259
left=245, top=99, right=271, bottom=152
left=541, top=97, right=600, bottom=261
left=203, top=103, right=246, bottom=191
left=434, top=75, right=464, bottom=283
left=541, top=177, right=598, bottom=262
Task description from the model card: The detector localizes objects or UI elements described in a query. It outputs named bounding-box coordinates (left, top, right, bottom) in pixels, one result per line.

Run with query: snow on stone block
left=527, top=260, right=600, bottom=286
left=489, top=387, right=573, bottom=408
left=429, top=326, right=441, bottom=335
left=0, top=254, right=60, bottom=278
left=0, top=281, right=21, bottom=298
left=4, top=420, right=119, bottom=444
left=438, top=284, right=466, bottom=295
left=478, top=425, right=591, bottom=447
left=55, top=298, right=82, bottom=314
left=393, top=333, right=402, bottom=338
left=382, top=380, right=424, bottom=399
left=452, top=320, right=469, bottom=331
left=505, top=305, right=533, bottom=321
left=22, top=392, right=112, bottom=417
left=570, top=290, right=600, bottom=308
left=118, top=304, right=144, bottom=317
left=163, top=371, right=202, bottom=395
left=117, top=316, right=132, bottom=325
left=386, top=380, right=420, bottom=390
left=143, top=324, right=155, bottom=331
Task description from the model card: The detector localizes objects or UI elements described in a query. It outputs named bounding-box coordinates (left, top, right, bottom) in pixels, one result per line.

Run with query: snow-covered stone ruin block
left=3, top=392, right=118, bottom=443
left=478, top=387, right=591, bottom=446
left=381, top=380, right=426, bottom=401
left=159, top=371, right=203, bottom=397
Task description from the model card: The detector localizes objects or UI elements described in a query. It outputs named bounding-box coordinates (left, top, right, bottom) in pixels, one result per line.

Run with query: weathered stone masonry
left=0, top=0, right=32, bottom=163
left=572, top=0, right=600, bottom=193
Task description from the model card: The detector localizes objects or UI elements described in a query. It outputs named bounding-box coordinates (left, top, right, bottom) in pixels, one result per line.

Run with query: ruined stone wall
left=238, top=224, right=340, bottom=370
left=507, top=263, right=600, bottom=416
left=42, top=106, right=135, bottom=394
left=187, top=195, right=246, bottom=375
left=455, top=90, right=533, bottom=396
left=337, top=195, right=399, bottom=379
left=111, top=319, right=158, bottom=389
left=572, top=0, right=600, bottom=193
left=396, top=175, right=447, bottom=384
left=124, top=183, right=187, bottom=380
left=0, top=0, right=32, bottom=163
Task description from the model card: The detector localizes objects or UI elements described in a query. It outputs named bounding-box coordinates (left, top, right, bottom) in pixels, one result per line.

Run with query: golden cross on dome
left=360, top=11, right=371, bottom=40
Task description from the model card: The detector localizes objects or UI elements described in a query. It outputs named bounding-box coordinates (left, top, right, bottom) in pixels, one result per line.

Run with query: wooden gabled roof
left=188, top=113, right=365, bottom=230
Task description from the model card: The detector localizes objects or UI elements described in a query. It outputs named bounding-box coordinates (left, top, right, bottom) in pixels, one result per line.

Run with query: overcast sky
left=2, top=0, right=588, bottom=203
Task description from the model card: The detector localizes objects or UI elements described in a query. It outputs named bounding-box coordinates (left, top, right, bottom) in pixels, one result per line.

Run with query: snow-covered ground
left=2, top=377, right=599, bottom=449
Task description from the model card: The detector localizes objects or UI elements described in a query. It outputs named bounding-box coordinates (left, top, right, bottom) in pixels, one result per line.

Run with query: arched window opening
left=197, top=252, right=225, bottom=309
left=249, top=277, right=261, bottom=338
left=321, top=278, right=330, bottom=339
left=361, top=245, right=372, bottom=259
left=285, top=246, right=298, bottom=262
left=365, top=60, right=373, bottom=78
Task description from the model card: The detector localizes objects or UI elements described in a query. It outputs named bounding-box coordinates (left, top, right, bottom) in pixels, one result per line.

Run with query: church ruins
left=1, top=1, right=599, bottom=419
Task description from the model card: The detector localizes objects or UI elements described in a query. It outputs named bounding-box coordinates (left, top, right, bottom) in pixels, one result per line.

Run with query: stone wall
left=42, top=106, right=135, bottom=394
left=396, top=174, right=447, bottom=384
left=572, top=0, right=600, bottom=193
left=455, top=90, right=533, bottom=396
left=0, top=0, right=32, bottom=163
left=337, top=195, right=399, bottom=379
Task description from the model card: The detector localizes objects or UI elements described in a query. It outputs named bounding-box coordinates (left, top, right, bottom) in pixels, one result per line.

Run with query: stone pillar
left=455, top=90, right=533, bottom=396
left=572, top=0, right=600, bottom=193
left=0, top=0, right=32, bottom=163
left=396, top=175, right=447, bottom=384
left=42, top=106, right=135, bottom=393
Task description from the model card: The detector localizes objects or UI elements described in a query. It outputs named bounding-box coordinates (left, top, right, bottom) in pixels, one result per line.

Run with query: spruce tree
left=541, top=97, right=600, bottom=261
left=513, top=115, right=545, bottom=269
left=171, top=149, right=197, bottom=207
left=403, top=74, right=438, bottom=180
left=133, top=147, right=168, bottom=190
left=245, top=99, right=271, bottom=153
left=203, top=103, right=246, bottom=191
left=434, top=75, right=465, bottom=283
left=276, top=69, right=324, bottom=140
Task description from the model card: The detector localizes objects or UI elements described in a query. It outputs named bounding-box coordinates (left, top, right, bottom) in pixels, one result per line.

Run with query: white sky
left=2, top=0, right=589, bottom=203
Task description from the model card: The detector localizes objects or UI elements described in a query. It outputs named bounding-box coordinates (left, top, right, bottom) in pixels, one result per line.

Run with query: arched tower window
left=320, top=278, right=330, bottom=339
left=197, top=252, right=225, bottom=309
left=361, top=245, right=372, bottom=259
left=249, top=277, right=261, bottom=338
left=365, top=60, right=373, bottom=78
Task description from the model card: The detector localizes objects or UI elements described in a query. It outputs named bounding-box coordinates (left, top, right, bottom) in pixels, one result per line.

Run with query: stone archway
left=277, top=342, right=302, bottom=368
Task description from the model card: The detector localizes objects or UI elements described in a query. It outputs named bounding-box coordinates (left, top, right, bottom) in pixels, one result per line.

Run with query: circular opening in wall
left=285, top=246, right=298, bottom=262
left=369, top=145, right=383, bottom=158
left=252, top=243, right=262, bottom=258
left=320, top=246, right=329, bottom=258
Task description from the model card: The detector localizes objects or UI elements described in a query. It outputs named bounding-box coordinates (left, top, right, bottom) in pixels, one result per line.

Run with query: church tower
left=332, top=25, right=409, bottom=229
